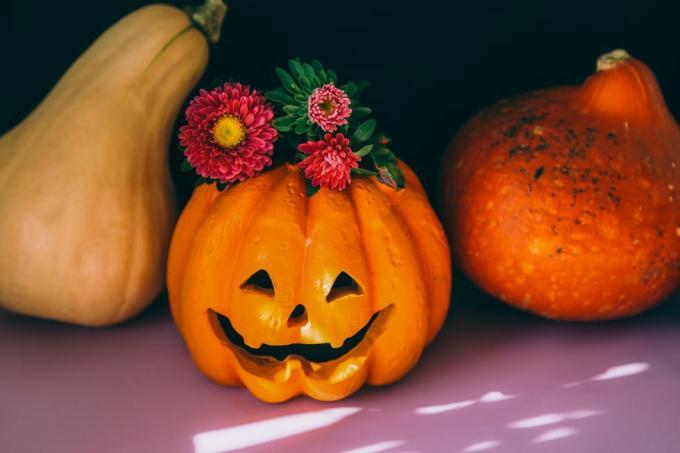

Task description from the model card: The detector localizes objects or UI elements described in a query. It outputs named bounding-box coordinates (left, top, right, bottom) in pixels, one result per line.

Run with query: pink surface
left=2, top=278, right=680, bottom=453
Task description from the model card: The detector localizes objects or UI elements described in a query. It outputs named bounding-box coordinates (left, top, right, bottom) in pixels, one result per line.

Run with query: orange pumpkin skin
left=441, top=50, right=680, bottom=320
left=167, top=162, right=450, bottom=402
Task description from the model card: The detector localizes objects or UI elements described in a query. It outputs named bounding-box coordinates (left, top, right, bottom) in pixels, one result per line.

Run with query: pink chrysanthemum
left=179, top=83, right=277, bottom=184
left=298, top=133, right=360, bottom=190
left=307, top=83, right=352, bottom=132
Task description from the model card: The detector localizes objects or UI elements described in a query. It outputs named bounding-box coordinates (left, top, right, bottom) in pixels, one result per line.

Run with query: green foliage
left=306, top=180, right=320, bottom=196
left=266, top=58, right=406, bottom=192
left=371, top=145, right=405, bottom=189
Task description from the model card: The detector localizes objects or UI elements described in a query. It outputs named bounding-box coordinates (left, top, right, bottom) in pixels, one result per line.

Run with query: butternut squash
left=0, top=1, right=226, bottom=326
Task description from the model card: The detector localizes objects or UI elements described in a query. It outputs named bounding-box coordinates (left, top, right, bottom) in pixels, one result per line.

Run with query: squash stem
left=144, top=0, right=227, bottom=72
left=185, top=0, right=228, bottom=44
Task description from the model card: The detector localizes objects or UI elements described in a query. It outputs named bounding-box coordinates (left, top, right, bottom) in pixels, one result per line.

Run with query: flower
left=307, top=83, right=352, bottom=132
left=298, top=133, right=360, bottom=190
left=179, top=83, right=277, bottom=184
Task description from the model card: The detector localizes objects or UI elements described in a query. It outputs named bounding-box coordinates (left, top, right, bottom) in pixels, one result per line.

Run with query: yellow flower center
left=213, top=115, right=246, bottom=149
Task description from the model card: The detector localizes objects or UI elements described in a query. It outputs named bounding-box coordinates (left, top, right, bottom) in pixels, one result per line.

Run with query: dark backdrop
left=5, top=0, right=680, bottom=203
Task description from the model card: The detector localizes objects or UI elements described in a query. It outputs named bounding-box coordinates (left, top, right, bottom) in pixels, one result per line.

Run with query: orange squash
left=167, top=162, right=451, bottom=402
left=441, top=49, right=680, bottom=320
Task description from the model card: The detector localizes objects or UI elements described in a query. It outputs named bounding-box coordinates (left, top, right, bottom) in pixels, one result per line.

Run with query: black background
left=5, top=0, right=680, bottom=203
left=3, top=0, right=680, bottom=352
left=5, top=0, right=680, bottom=319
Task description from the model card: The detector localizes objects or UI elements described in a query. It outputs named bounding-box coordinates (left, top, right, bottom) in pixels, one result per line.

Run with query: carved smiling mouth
left=208, top=305, right=393, bottom=364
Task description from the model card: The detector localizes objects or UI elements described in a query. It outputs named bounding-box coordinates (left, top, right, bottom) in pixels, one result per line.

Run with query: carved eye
left=240, top=270, right=274, bottom=296
left=326, top=271, right=362, bottom=302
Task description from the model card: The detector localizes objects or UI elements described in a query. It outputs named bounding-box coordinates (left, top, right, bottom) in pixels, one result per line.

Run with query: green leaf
left=351, top=119, right=376, bottom=143
left=216, top=182, right=228, bottom=192
left=310, top=60, right=327, bottom=83
left=288, top=59, right=305, bottom=80
left=327, top=69, right=337, bottom=83
left=303, top=63, right=319, bottom=85
left=311, top=59, right=325, bottom=73
left=371, top=146, right=405, bottom=189
left=180, top=158, right=193, bottom=172
left=298, top=74, right=312, bottom=91
left=356, top=80, right=370, bottom=96
left=295, top=122, right=308, bottom=134
left=354, top=144, right=374, bottom=157
left=283, top=105, right=302, bottom=115
left=342, top=82, right=358, bottom=97
left=265, top=89, right=296, bottom=105
left=339, top=123, right=349, bottom=135
left=275, top=67, right=301, bottom=93
left=273, top=115, right=296, bottom=127
left=194, top=177, right=207, bottom=187
left=294, top=116, right=308, bottom=126
left=306, top=129, right=321, bottom=140
left=306, top=180, right=320, bottom=196
left=294, top=93, right=308, bottom=103
left=351, top=167, right=378, bottom=177
left=351, top=106, right=371, bottom=119
left=273, top=115, right=296, bottom=131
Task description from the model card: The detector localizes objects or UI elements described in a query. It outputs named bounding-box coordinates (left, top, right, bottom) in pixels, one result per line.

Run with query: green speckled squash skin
left=442, top=50, right=680, bottom=320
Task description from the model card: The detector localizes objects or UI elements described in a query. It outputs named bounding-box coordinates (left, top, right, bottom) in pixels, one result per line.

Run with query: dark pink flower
left=298, top=133, right=360, bottom=190
left=307, top=83, right=352, bottom=132
left=179, top=83, right=277, bottom=185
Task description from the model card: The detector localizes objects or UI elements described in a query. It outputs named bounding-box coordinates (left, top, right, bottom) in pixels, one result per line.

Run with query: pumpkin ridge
left=167, top=184, right=220, bottom=322
left=342, top=184, right=374, bottom=357
left=348, top=178, right=430, bottom=383
left=346, top=182, right=378, bottom=380
left=345, top=186, right=371, bottom=292
left=368, top=175, right=435, bottom=336
left=368, top=173, right=451, bottom=343
left=222, top=167, right=292, bottom=318
left=300, top=168, right=311, bottom=296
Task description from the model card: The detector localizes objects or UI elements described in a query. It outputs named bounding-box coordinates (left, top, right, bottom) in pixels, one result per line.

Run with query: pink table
left=2, top=277, right=679, bottom=453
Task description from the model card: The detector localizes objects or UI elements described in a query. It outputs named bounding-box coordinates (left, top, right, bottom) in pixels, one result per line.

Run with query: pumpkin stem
left=574, top=48, right=671, bottom=127
left=596, top=49, right=631, bottom=72
left=186, top=0, right=228, bottom=44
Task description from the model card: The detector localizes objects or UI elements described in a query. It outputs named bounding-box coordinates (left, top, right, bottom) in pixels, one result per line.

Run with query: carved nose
left=287, top=304, right=308, bottom=327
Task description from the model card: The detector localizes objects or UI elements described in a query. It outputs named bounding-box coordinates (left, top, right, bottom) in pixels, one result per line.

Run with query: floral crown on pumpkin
left=179, top=59, right=404, bottom=194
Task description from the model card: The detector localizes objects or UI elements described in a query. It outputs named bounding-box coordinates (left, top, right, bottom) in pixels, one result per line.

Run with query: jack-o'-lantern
left=168, top=60, right=451, bottom=402
left=167, top=162, right=450, bottom=402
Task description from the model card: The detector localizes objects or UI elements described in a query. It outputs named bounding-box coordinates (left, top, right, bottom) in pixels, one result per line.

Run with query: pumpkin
left=0, top=1, right=226, bottom=326
left=167, top=162, right=451, bottom=402
left=441, top=49, right=680, bottom=320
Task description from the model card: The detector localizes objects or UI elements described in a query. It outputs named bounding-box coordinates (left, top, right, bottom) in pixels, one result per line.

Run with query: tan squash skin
left=0, top=5, right=211, bottom=326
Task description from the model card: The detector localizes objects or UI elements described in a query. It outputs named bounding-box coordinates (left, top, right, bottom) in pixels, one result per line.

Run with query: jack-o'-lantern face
left=167, top=163, right=451, bottom=402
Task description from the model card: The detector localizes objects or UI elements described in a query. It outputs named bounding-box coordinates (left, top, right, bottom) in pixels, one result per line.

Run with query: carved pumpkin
left=441, top=49, right=680, bottom=320
left=167, top=162, right=451, bottom=402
